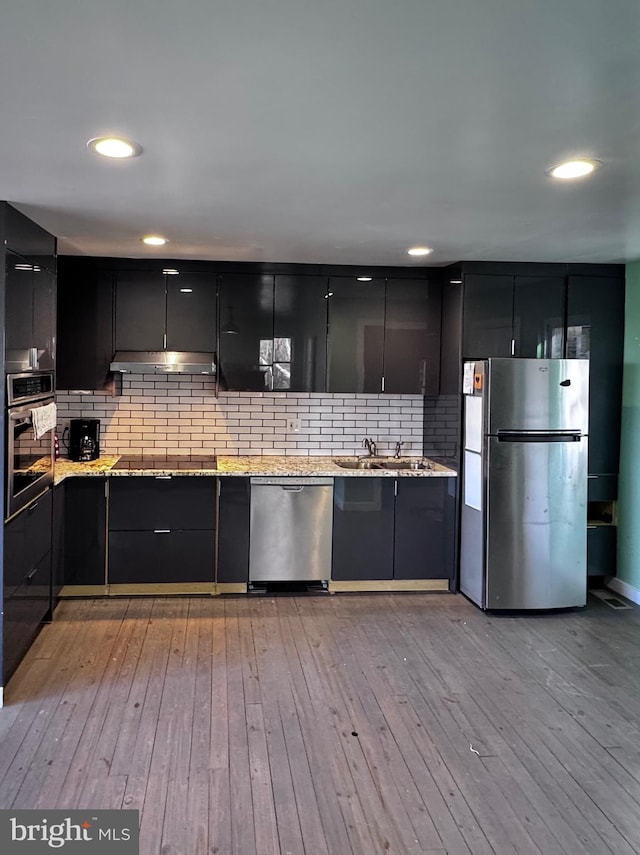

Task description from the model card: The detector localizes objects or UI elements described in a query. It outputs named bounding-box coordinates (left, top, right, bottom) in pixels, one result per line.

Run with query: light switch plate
left=287, top=417, right=302, bottom=433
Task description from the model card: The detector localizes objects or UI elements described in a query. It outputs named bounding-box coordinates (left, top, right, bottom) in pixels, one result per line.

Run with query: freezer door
left=487, top=358, right=589, bottom=434
left=485, top=435, right=587, bottom=609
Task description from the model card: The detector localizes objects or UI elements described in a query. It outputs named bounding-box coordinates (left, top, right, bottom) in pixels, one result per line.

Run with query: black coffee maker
left=69, top=418, right=100, bottom=461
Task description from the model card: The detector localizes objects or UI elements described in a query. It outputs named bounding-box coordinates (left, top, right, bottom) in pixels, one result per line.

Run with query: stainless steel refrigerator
left=460, top=358, right=589, bottom=610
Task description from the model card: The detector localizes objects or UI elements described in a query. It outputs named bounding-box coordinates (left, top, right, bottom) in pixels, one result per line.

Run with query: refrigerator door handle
left=496, top=430, right=583, bottom=442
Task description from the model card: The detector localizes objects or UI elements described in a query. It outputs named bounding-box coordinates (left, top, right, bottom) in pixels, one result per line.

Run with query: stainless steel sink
left=334, top=458, right=432, bottom=471
left=375, top=460, right=431, bottom=470
left=334, top=459, right=378, bottom=469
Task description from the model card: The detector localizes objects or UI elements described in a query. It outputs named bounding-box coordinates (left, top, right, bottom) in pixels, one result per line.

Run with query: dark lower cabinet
left=217, top=478, right=250, bottom=583
left=109, top=530, right=215, bottom=583
left=64, top=477, right=107, bottom=585
left=107, top=476, right=216, bottom=584
left=3, top=489, right=53, bottom=683
left=52, top=482, right=65, bottom=604
left=587, top=525, right=617, bottom=577
left=394, top=478, right=456, bottom=580
left=108, top=477, right=216, bottom=530
left=332, top=479, right=395, bottom=580
left=332, top=477, right=457, bottom=581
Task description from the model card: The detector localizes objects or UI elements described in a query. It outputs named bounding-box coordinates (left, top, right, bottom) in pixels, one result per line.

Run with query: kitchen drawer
left=3, top=553, right=52, bottom=683
left=4, top=490, right=53, bottom=594
left=588, top=474, right=618, bottom=501
left=108, top=477, right=216, bottom=531
left=108, top=530, right=216, bottom=584
left=587, top=524, right=617, bottom=576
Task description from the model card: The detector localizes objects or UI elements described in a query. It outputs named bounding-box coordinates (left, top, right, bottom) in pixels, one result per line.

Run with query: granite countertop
left=54, top=454, right=457, bottom=484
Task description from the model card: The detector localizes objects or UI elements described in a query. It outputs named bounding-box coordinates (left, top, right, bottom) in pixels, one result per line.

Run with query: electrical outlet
left=287, top=417, right=302, bottom=433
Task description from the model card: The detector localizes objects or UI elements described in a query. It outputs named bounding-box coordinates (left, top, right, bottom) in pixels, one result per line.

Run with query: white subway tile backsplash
left=56, top=376, right=456, bottom=458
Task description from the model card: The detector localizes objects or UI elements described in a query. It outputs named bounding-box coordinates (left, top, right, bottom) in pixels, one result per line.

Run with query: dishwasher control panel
left=250, top=476, right=334, bottom=487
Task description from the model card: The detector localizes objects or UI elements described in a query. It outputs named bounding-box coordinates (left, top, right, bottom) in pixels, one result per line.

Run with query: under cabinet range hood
left=109, top=351, right=217, bottom=375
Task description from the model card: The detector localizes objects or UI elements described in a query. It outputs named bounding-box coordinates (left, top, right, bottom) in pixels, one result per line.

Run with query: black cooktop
left=113, top=455, right=218, bottom=471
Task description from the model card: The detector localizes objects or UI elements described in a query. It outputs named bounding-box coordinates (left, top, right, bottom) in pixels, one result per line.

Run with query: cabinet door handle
left=510, top=339, right=516, bottom=356
left=587, top=525, right=598, bottom=530
left=27, top=501, right=39, bottom=512
left=153, top=529, right=171, bottom=534
left=155, top=475, right=172, bottom=480
left=25, top=567, right=39, bottom=582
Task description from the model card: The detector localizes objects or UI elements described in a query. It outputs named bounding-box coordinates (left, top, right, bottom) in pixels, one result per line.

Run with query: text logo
left=0, top=811, right=139, bottom=853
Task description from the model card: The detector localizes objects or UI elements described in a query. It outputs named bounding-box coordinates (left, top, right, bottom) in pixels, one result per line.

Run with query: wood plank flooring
left=1, top=592, right=639, bottom=855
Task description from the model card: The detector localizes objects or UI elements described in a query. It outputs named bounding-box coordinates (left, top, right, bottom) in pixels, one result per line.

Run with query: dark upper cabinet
left=219, top=272, right=328, bottom=392
left=326, top=277, right=386, bottom=393
left=5, top=251, right=33, bottom=354
left=57, top=261, right=115, bottom=391
left=4, top=203, right=56, bottom=373
left=115, top=271, right=166, bottom=351
left=166, top=272, right=217, bottom=352
left=115, top=269, right=217, bottom=353
left=6, top=255, right=56, bottom=368
left=463, top=274, right=513, bottom=358
left=463, top=273, right=565, bottom=359
left=567, top=275, right=625, bottom=476
left=384, top=278, right=441, bottom=394
left=327, top=275, right=441, bottom=394
left=273, top=274, right=328, bottom=391
left=218, top=273, right=275, bottom=391
left=439, top=280, right=462, bottom=395
left=513, top=276, right=565, bottom=358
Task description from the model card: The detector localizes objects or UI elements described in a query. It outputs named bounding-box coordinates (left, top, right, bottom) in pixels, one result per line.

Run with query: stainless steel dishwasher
left=249, top=477, right=334, bottom=583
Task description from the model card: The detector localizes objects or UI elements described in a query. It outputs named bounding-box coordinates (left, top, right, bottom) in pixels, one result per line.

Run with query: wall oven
left=6, top=371, right=55, bottom=521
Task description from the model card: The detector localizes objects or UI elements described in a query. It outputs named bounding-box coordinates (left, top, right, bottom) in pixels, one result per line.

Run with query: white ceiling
left=1, top=0, right=639, bottom=267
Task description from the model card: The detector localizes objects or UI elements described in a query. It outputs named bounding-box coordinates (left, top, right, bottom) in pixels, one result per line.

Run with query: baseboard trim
left=60, top=583, right=217, bottom=597
left=329, top=579, right=450, bottom=593
left=216, top=583, right=248, bottom=595
left=607, top=577, right=640, bottom=605
left=60, top=585, right=109, bottom=597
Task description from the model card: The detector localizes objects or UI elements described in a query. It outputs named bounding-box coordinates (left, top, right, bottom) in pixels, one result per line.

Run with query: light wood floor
left=1, top=593, right=639, bottom=855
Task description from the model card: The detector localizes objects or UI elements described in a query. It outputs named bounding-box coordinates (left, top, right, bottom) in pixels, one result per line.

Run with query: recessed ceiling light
left=547, top=158, right=602, bottom=180
left=407, top=246, right=433, bottom=257
left=357, top=276, right=373, bottom=282
left=142, top=235, right=168, bottom=246
left=162, top=268, right=179, bottom=275
left=87, top=136, right=142, bottom=158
